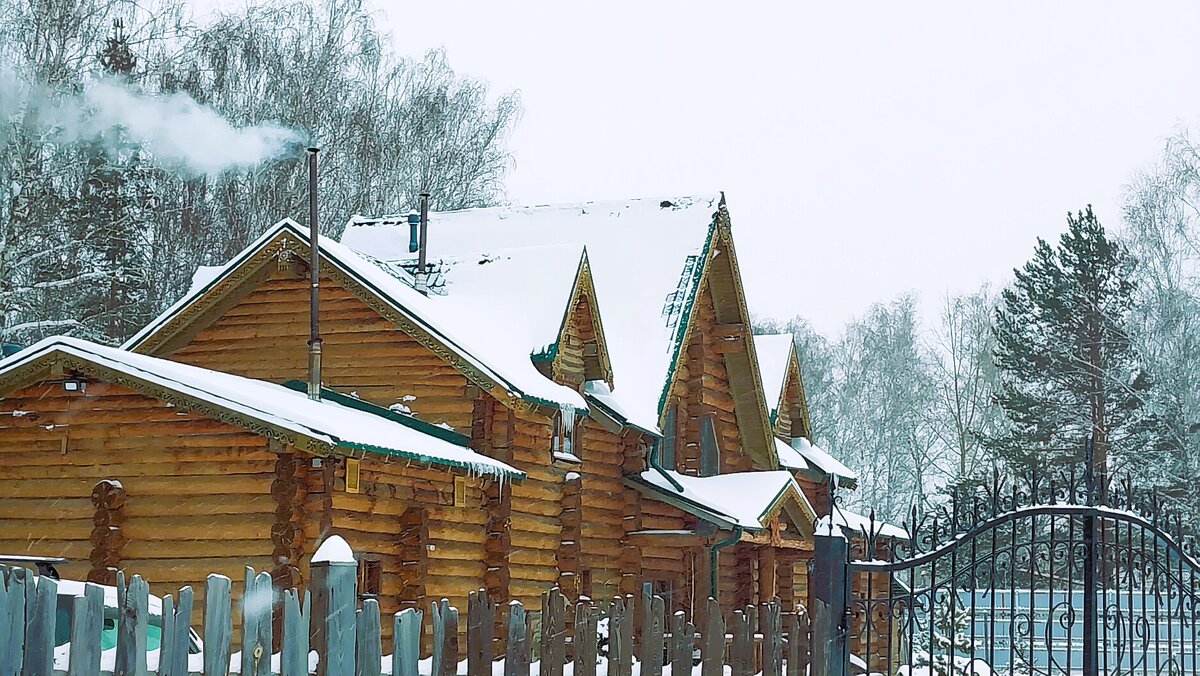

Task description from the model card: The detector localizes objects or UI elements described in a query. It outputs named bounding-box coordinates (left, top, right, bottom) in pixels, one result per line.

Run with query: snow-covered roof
left=774, top=436, right=859, bottom=485
left=343, top=195, right=723, bottom=432
left=124, top=219, right=585, bottom=411
left=632, top=468, right=814, bottom=531
left=582, top=380, right=658, bottom=437
left=754, top=334, right=794, bottom=417
left=409, top=244, right=589, bottom=361
left=0, top=337, right=522, bottom=479
left=817, top=508, right=908, bottom=541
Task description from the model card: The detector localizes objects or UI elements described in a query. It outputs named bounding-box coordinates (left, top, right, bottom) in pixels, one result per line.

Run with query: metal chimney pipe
left=418, top=193, right=430, bottom=274
left=307, top=147, right=322, bottom=401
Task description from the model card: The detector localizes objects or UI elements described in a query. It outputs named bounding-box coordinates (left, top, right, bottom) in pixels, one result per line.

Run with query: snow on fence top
left=0, top=337, right=523, bottom=479
left=344, top=195, right=723, bottom=433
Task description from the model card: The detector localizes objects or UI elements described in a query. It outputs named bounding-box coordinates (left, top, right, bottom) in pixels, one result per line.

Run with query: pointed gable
left=659, top=204, right=778, bottom=473
left=546, top=253, right=613, bottom=389
left=754, top=333, right=813, bottom=440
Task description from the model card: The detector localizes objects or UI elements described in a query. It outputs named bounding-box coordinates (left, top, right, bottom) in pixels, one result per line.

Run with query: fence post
left=504, top=601, right=527, bottom=676
left=763, top=600, right=782, bottom=676
left=242, top=568, right=274, bottom=676
left=608, top=596, right=633, bottom=676
left=356, top=598, right=382, bottom=676
left=700, top=598, right=724, bottom=676
left=24, top=572, right=56, bottom=676
left=312, top=535, right=358, bottom=676
left=811, top=535, right=847, bottom=676
left=204, top=574, right=233, bottom=676
left=0, top=566, right=28, bottom=676
left=283, top=588, right=312, bottom=676
left=393, top=608, right=422, bottom=676
left=115, top=572, right=149, bottom=676
left=67, top=582, right=104, bottom=676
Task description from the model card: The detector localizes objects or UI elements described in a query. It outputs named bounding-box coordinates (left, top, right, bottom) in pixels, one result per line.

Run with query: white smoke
left=3, top=73, right=307, bottom=175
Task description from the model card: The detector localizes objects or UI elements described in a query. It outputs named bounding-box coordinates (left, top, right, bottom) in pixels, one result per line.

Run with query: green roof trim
left=531, top=342, right=557, bottom=363
left=339, top=440, right=524, bottom=479
left=281, top=379, right=471, bottom=446
left=655, top=216, right=719, bottom=416
left=623, top=473, right=743, bottom=531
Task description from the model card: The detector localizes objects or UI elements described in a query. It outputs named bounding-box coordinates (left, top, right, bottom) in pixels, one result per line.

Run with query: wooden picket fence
left=0, top=554, right=812, bottom=675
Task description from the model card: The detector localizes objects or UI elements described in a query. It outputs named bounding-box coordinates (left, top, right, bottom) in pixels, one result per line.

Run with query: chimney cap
left=306, top=146, right=320, bottom=153
left=407, top=211, right=420, bottom=225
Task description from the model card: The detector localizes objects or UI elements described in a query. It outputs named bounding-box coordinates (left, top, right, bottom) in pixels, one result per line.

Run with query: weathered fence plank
left=641, top=594, right=664, bottom=676
left=431, top=598, right=458, bottom=676
left=242, top=568, right=274, bottom=676
left=0, top=566, right=27, bottom=676
left=312, top=537, right=358, bottom=676
left=393, top=608, right=421, bottom=676
left=504, top=601, right=528, bottom=676
left=115, top=572, right=149, bottom=676
left=730, top=609, right=751, bottom=676
left=23, top=573, right=55, bottom=676
left=786, top=608, right=810, bottom=676
left=356, top=598, right=382, bottom=676
left=467, top=590, right=495, bottom=676
left=283, top=588, right=312, bottom=676
left=609, top=595, right=634, bottom=676
left=68, top=582, right=104, bottom=676
left=669, top=611, right=694, bottom=676
left=763, top=600, right=782, bottom=676
left=700, top=598, right=724, bottom=676
left=204, top=574, right=233, bottom=676
left=572, top=601, right=597, bottom=676
left=539, top=589, right=565, bottom=676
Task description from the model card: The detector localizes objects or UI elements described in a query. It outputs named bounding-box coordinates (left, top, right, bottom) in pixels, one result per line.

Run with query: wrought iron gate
left=811, top=459, right=1200, bottom=675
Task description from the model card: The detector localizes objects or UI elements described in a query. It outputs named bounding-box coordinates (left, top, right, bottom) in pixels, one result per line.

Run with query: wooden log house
left=0, top=194, right=878, bottom=642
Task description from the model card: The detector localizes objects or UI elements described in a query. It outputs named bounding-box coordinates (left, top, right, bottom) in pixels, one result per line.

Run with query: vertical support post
left=810, top=535, right=847, bottom=676
left=312, top=535, right=357, bottom=676
left=1082, top=435, right=1098, bottom=676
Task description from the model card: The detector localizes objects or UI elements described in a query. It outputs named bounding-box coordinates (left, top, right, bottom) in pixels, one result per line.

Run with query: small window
left=581, top=569, right=593, bottom=599
left=358, top=557, right=382, bottom=599
left=659, top=405, right=677, bottom=470
left=551, top=406, right=579, bottom=460
left=344, top=457, right=361, bottom=494
left=453, top=476, right=467, bottom=507
left=699, top=415, right=719, bottom=476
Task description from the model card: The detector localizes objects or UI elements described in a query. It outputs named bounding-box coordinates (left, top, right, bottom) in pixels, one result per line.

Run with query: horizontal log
left=0, top=519, right=93, bottom=541
left=122, top=515, right=273, bottom=541
left=0, top=460, right=277, bottom=480
left=121, top=539, right=273, bottom=560
left=0, top=498, right=93, bottom=519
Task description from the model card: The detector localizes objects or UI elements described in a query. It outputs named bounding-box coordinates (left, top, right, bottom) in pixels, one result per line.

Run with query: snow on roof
left=343, top=195, right=723, bottom=432
left=187, top=265, right=223, bottom=296
left=414, top=244, right=587, bottom=360
left=792, top=436, right=858, bottom=481
left=582, top=380, right=658, bottom=437
left=635, top=468, right=813, bottom=531
left=753, top=334, right=794, bottom=416
left=125, top=219, right=585, bottom=411
left=817, top=508, right=908, bottom=541
left=1, top=337, right=522, bottom=479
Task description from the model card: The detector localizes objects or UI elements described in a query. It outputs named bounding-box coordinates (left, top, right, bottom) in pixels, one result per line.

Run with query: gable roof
left=344, top=196, right=722, bottom=432
left=396, top=244, right=614, bottom=388
left=628, top=468, right=815, bottom=533
left=123, top=219, right=585, bottom=412
left=754, top=334, right=795, bottom=419
left=774, top=436, right=859, bottom=487
left=0, top=337, right=522, bottom=479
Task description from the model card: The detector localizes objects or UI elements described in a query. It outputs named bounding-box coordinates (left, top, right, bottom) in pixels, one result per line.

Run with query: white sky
left=370, top=1, right=1200, bottom=336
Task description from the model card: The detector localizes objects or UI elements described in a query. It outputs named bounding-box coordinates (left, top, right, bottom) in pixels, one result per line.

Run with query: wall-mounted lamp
left=61, top=379, right=86, bottom=393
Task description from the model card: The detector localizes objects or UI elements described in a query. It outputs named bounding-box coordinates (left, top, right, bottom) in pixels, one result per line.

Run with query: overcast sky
left=373, top=2, right=1200, bottom=336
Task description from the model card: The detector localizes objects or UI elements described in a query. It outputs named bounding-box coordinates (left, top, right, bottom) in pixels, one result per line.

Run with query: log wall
left=167, top=269, right=473, bottom=432
left=0, top=380, right=277, bottom=626
left=665, top=280, right=750, bottom=476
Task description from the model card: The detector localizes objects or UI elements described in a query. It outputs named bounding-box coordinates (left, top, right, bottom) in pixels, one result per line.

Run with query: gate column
left=811, top=534, right=847, bottom=676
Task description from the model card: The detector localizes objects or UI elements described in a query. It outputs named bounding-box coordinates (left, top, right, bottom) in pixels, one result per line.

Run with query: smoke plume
left=3, top=73, right=307, bottom=175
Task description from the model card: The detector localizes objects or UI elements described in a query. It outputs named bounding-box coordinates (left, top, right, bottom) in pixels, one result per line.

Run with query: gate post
left=811, top=534, right=847, bottom=676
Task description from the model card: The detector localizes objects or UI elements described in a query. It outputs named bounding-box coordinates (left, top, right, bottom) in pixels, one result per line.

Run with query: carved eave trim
left=0, top=351, right=337, bottom=456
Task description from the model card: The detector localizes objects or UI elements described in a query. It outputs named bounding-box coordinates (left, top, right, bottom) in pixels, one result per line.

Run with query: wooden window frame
left=357, top=556, right=382, bottom=599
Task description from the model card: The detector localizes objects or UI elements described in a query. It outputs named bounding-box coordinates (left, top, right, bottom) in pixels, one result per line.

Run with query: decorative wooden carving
left=270, top=452, right=303, bottom=592
left=88, top=479, right=128, bottom=585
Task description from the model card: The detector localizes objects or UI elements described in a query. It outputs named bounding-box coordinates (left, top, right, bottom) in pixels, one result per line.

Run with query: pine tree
left=988, top=206, right=1163, bottom=488
left=62, top=19, right=152, bottom=344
